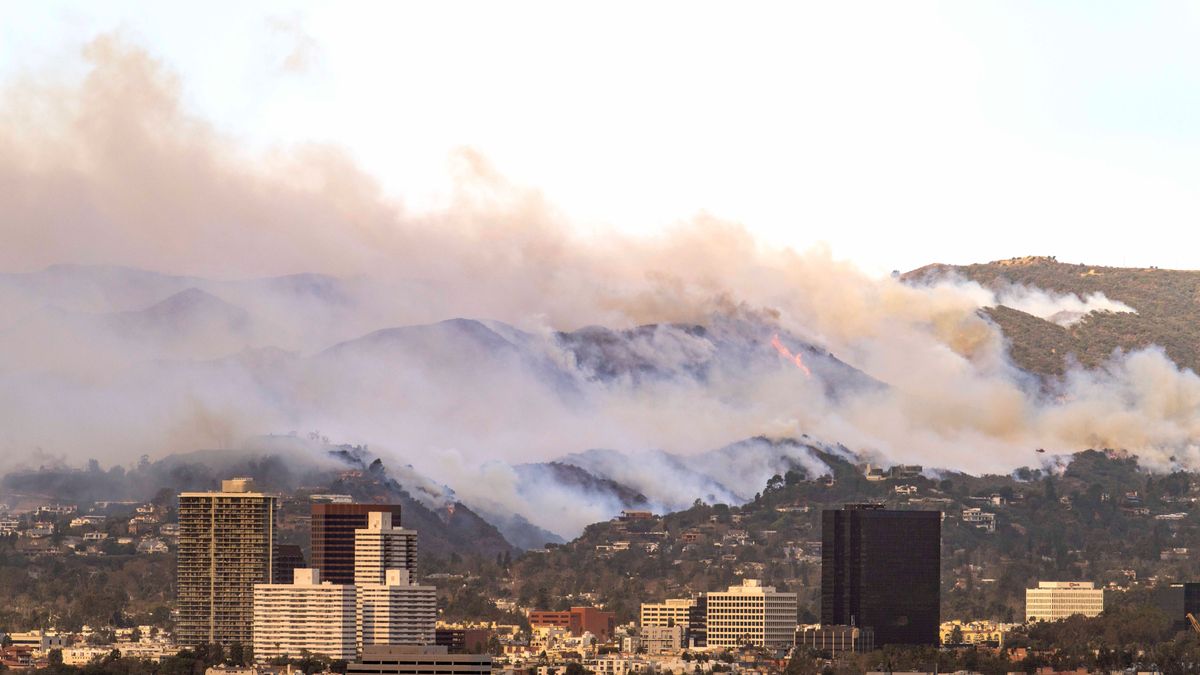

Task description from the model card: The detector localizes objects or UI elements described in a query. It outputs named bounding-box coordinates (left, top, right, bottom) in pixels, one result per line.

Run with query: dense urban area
left=4, top=445, right=1200, bottom=675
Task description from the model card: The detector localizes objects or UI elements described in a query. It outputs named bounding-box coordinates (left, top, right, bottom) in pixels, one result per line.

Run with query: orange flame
left=770, top=333, right=812, bottom=378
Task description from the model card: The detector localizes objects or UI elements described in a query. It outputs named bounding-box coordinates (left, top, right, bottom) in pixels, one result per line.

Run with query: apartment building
left=253, top=569, right=357, bottom=662
left=177, top=478, right=278, bottom=647
left=354, top=512, right=418, bottom=586
left=357, top=569, right=438, bottom=649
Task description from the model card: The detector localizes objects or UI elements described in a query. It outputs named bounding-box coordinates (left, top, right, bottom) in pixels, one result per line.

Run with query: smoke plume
left=2, top=36, right=1198, bottom=538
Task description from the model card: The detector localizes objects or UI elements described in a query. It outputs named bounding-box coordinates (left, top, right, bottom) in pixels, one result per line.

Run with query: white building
left=357, top=569, right=437, bottom=650
left=355, top=511, right=418, bottom=585
left=962, top=508, right=996, bottom=533
left=252, top=510, right=434, bottom=662
left=639, top=598, right=694, bottom=628
left=253, top=568, right=357, bottom=662
left=705, top=579, right=797, bottom=648
left=1025, top=581, right=1105, bottom=622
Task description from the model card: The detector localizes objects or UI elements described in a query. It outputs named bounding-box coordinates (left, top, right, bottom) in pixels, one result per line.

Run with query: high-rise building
left=687, top=594, right=707, bottom=648
left=354, top=512, right=418, bottom=586
left=348, top=646, right=491, bottom=675
left=1153, top=582, right=1200, bottom=630
left=1025, top=581, right=1105, bottom=622
left=821, top=504, right=941, bottom=647
left=177, top=478, right=278, bottom=647
left=274, top=544, right=307, bottom=585
left=253, top=569, right=357, bottom=662
left=357, top=569, right=438, bottom=649
left=704, top=579, right=797, bottom=649
left=312, top=504, right=406, bottom=585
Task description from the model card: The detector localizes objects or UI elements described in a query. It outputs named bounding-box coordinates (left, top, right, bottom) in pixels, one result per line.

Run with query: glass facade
left=311, top=504, right=405, bottom=585
left=821, top=505, right=941, bottom=646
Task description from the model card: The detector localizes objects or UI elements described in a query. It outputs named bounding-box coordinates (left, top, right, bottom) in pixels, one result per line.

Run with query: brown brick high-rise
left=311, top=503, right=406, bottom=585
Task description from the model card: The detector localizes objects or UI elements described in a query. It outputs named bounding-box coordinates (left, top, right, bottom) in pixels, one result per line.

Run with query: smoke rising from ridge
left=3, top=36, right=1200, bottom=538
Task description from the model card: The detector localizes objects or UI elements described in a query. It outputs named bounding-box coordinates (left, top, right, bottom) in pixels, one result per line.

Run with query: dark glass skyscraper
left=311, top=503, right=406, bottom=584
left=821, top=504, right=941, bottom=646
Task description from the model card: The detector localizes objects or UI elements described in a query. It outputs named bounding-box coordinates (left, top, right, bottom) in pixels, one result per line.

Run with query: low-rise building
left=1025, top=581, right=1105, bottom=622
left=529, top=607, right=616, bottom=642
left=348, top=645, right=490, bottom=675
left=796, top=625, right=874, bottom=653
left=640, top=625, right=684, bottom=654
left=961, top=508, right=996, bottom=533
left=584, top=657, right=651, bottom=675
left=939, top=619, right=1015, bottom=645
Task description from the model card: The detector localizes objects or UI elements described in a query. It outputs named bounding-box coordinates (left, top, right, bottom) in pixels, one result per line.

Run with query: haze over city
left=5, top=4, right=1200, bottom=675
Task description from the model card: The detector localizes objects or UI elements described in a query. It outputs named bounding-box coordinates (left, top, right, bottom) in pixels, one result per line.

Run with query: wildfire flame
left=770, top=334, right=812, bottom=378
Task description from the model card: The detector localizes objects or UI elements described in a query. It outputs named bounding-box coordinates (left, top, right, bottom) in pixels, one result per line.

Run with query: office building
left=821, top=504, right=941, bottom=647
left=354, top=512, right=419, bottom=586
left=687, top=594, right=707, bottom=648
left=1153, top=582, right=1200, bottom=630
left=705, top=579, right=798, bottom=649
left=1025, top=582, right=1105, bottom=622
left=528, top=607, right=617, bottom=642
left=177, top=478, right=278, bottom=647
left=312, top=503, right=405, bottom=585
left=357, top=569, right=438, bottom=649
left=640, top=598, right=694, bottom=628
left=253, top=568, right=356, bottom=662
left=274, top=544, right=307, bottom=585
left=796, top=625, right=875, bottom=654
left=348, top=646, right=491, bottom=675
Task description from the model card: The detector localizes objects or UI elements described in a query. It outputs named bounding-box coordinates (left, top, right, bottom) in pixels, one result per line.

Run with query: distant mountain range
left=5, top=260, right=1200, bottom=550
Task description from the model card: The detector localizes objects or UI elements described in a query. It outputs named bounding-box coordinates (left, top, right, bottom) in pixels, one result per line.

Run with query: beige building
left=357, top=569, right=438, bottom=649
left=1025, top=581, right=1105, bottom=622
left=253, top=568, right=357, bottom=662
left=177, top=478, right=278, bottom=647
left=354, top=511, right=419, bottom=585
left=639, top=598, right=694, bottom=628
left=705, top=579, right=797, bottom=648
left=640, top=625, right=685, bottom=654
left=348, top=646, right=490, bottom=675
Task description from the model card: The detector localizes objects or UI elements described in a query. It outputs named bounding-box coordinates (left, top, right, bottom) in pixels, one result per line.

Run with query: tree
left=227, top=642, right=246, bottom=667
left=48, top=649, right=63, bottom=667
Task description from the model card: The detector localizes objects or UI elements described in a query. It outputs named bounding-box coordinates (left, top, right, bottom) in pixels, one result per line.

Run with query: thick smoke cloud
left=2, top=36, right=1199, bottom=538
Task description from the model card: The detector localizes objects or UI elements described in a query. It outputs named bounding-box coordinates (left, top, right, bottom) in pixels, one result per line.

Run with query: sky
left=3, top=1, right=1200, bottom=275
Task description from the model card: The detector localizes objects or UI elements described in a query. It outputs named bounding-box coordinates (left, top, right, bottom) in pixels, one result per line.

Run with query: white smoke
left=2, top=36, right=1200, bottom=540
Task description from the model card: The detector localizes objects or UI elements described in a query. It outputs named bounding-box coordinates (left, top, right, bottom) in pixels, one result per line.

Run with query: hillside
left=905, top=256, right=1200, bottom=377
left=492, top=446, right=1200, bottom=626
